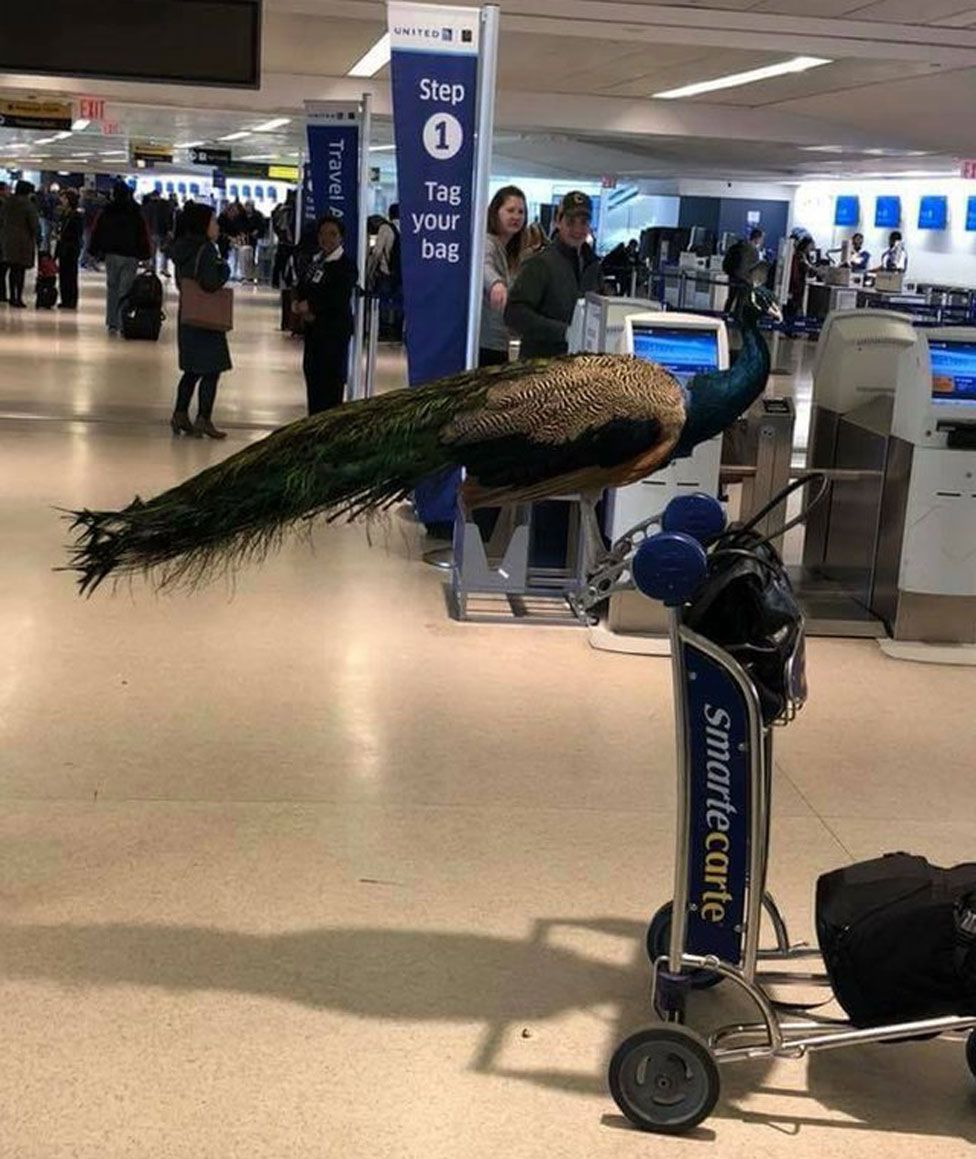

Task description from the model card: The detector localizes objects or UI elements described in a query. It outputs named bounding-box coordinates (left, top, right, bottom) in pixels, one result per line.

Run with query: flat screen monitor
left=835, top=195, right=860, bottom=227
left=0, top=2, right=262, bottom=88
left=875, top=196, right=901, bottom=229
left=929, top=339, right=976, bottom=406
left=631, top=325, right=720, bottom=387
left=918, top=195, right=948, bottom=231
left=967, top=197, right=976, bottom=232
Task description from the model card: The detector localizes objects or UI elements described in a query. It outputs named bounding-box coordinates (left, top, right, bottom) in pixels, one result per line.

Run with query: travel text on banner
left=388, top=2, right=481, bottom=525
left=304, top=104, right=362, bottom=251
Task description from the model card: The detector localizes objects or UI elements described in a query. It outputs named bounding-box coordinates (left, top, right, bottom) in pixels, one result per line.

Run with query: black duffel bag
left=816, top=853, right=976, bottom=1028
left=683, top=475, right=826, bottom=725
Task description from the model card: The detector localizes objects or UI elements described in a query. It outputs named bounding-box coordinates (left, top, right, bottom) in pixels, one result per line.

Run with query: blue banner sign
left=305, top=104, right=362, bottom=248
left=389, top=2, right=481, bottom=525
left=682, top=640, right=751, bottom=966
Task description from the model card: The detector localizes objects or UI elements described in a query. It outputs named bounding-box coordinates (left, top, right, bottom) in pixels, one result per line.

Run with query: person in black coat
left=168, top=201, right=233, bottom=439
left=292, top=214, right=358, bottom=415
left=55, top=188, right=84, bottom=309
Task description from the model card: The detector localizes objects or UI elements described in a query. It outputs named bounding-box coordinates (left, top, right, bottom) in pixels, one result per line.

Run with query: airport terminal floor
left=2, top=280, right=976, bottom=1157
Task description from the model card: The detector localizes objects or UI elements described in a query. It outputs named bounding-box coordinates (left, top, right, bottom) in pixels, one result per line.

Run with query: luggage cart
left=607, top=493, right=976, bottom=1135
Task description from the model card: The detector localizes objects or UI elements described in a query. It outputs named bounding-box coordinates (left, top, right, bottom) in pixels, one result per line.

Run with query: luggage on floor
left=125, top=270, right=164, bottom=311
left=121, top=304, right=164, bottom=341
left=280, top=288, right=303, bottom=335
left=816, top=853, right=976, bottom=1027
left=35, top=277, right=58, bottom=309
left=120, top=271, right=165, bottom=340
left=237, top=244, right=256, bottom=282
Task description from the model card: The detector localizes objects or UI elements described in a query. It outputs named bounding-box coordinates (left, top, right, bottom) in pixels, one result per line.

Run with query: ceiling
left=1, top=1, right=975, bottom=181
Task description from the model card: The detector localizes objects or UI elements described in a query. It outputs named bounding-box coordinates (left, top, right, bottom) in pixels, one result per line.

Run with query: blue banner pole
left=388, top=2, right=483, bottom=528
left=304, top=101, right=366, bottom=397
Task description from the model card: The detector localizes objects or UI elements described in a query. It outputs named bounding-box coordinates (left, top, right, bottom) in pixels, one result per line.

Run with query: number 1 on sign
left=422, top=113, right=463, bottom=161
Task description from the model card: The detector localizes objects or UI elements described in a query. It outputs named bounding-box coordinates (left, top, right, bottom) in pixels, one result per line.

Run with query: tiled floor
left=1, top=279, right=975, bottom=1158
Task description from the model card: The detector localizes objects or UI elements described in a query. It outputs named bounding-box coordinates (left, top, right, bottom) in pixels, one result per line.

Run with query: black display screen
left=0, top=2, right=262, bottom=88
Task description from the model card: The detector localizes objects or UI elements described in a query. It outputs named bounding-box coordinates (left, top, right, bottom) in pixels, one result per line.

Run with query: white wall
left=794, top=178, right=976, bottom=287
left=600, top=193, right=680, bottom=250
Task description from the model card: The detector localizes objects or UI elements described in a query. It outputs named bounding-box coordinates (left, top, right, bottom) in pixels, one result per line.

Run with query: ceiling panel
left=587, top=49, right=784, bottom=98
left=262, top=14, right=382, bottom=74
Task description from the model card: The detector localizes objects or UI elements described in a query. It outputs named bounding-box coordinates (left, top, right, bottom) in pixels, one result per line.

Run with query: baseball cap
left=558, top=190, right=593, bottom=219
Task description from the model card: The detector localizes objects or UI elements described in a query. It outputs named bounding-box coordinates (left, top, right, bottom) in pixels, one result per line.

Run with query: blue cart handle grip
left=632, top=532, right=708, bottom=607
left=661, top=493, right=726, bottom=544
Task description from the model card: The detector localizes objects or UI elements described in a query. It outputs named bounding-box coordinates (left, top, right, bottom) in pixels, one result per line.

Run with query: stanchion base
left=423, top=547, right=454, bottom=571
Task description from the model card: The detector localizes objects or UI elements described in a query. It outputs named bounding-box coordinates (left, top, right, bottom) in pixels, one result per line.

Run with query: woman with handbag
left=168, top=202, right=233, bottom=438
left=292, top=214, right=358, bottom=415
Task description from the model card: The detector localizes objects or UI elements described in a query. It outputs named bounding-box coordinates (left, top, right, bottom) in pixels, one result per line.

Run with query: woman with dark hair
left=55, top=188, right=83, bottom=309
left=292, top=214, right=358, bottom=415
left=479, top=185, right=527, bottom=367
left=1, top=180, right=39, bottom=308
left=168, top=200, right=232, bottom=438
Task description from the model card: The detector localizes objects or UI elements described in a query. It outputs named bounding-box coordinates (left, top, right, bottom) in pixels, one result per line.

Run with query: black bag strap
left=193, top=242, right=207, bottom=281
left=723, top=472, right=829, bottom=552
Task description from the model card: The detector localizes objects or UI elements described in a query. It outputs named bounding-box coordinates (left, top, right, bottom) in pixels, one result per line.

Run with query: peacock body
left=66, top=286, right=778, bottom=594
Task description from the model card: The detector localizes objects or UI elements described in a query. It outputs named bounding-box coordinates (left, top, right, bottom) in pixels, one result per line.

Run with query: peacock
left=66, top=282, right=779, bottom=594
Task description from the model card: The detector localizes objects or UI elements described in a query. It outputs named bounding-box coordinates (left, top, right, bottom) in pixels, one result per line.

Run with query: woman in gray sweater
left=478, top=185, right=527, bottom=367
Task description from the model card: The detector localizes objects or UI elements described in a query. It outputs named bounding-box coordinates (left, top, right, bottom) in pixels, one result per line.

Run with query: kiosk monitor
left=630, top=324, right=720, bottom=384
left=929, top=338, right=976, bottom=407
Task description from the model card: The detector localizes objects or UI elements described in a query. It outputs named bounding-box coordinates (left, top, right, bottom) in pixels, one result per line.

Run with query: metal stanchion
left=365, top=293, right=380, bottom=399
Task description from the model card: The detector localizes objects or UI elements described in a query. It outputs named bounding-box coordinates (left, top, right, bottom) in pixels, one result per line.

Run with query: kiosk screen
left=930, top=340, right=976, bottom=405
left=632, top=326, right=720, bottom=387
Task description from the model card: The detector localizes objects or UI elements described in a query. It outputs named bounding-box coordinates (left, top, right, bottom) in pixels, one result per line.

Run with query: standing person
left=784, top=234, right=817, bottom=336
left=156, top=193, right=176, bottom=277
left=55, top=188, right=83, bottom=310
left=292, top=214, right=358, bottom=415
left=89, top=181, right=151, bottom=333
left=849, top=232, right=871, bottom=272
left=366, top=204, right=402, bottom=341
left=168, top=201, right=233, bottom=439
left=1, top=180, right=40, bottom=309
left=878, top=230, right=908, bottom=273
left=271, top=190, right=296, bottom=288
left=0, top=181, right=9, bottom=304
left=479, top=185, right=527, bottom=367
left=504, top=190, right=602, bottom=358
left=723, top=227, right=765, bottom=316
left=217, top=199, right=246, bottom=280
left=523, top=221, right=547, bottom=258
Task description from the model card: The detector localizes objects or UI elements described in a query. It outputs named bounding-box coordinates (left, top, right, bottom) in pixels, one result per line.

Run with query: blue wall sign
left=389, top=1, right=481, bottom=525
left=875, top=195, right=901, bottom=229
left=918, top=195, right=948, bottom=231
left=682, top=641, right=751, bottom=966
left=834, top=195, right=860, bottom=227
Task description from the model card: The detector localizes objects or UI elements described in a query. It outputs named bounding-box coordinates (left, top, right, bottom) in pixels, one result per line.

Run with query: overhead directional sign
left=0, top=98, right=72, bottom=130
left=190, top=147, right=232, bottom=166
left=131, top=141, right=174, bottom=167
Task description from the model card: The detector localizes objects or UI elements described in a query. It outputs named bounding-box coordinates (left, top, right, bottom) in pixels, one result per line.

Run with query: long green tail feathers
left=66, top=384, right=471, bottom=595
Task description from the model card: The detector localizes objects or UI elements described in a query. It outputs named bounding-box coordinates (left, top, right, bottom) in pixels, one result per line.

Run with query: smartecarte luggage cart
left=604, top=492, right=976, bottom=1135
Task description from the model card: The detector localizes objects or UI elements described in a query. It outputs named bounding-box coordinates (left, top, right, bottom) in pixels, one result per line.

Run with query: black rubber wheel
left=646, top=902, right=722, bottom=990
left=609, top=1025, right=720, bottom=1134
left=966, top=1030, right=976, bottom=1081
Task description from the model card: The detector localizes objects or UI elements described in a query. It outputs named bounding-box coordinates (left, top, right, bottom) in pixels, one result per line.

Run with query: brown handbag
left=180, top=243, right=234, bottom=332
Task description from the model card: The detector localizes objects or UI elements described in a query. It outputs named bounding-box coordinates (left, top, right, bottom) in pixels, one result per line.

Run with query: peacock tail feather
left=66, top=354, right=684, bottom=595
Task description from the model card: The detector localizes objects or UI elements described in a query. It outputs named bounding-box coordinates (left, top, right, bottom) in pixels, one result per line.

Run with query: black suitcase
left=126, top=270, right=164, bottom=311
left=35, top=277, right=58, bottom=309
left=121, top=304, right=164, bottom=341
left=816, top=853, right=976, bottom=1027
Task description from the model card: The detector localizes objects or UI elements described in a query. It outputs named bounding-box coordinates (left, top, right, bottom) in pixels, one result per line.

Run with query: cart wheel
left=646, top=902, right=722, bottom=989
left=609, top=1025, right=720, bottom=1134
left=966, top=1030, right=976, bottom=1081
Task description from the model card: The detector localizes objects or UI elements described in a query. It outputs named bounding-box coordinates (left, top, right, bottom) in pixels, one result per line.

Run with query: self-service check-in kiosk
left=801, top=310, right=923, bottom=635
left=580, top=292, right=663, bottom=355
left=874, top=330, right=976, bottom=656
left=596, top=313, right=728, bottom=644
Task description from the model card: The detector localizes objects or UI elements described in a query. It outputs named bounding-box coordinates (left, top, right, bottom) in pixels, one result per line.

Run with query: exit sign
left=962, top=159, right=976, bottom=179
left=79, top=97, right=106, bottom=121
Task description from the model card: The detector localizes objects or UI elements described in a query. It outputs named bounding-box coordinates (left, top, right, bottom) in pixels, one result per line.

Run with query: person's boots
left=193, top=417, right=227, bottom=440
left=170, top=410, right=194, bottom=436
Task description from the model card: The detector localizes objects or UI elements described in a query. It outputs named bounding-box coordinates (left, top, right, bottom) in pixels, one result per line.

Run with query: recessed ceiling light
left=101, top=150, right=127, bottom=157
left=252, top=117, right=291, bottom=132
left=800, top=145, right=846, bottom=153
left=349, top=33, right=391, bottom=78
left=71, top=118, right=90, bottom=131
left=219, top=131, right=252, bottom=141
left=239, top=153, right=275, bottom=161
left=33, top=135, right=58, bottom=145
left=654, top=56, right=831, bottom=100
left=175, top=140, right=205, bottom=149
left=369, top=144, right=396, bottom=152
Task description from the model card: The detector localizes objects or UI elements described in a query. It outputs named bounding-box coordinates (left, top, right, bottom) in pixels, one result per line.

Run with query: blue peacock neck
left=671, top=311, right=770, bottom=459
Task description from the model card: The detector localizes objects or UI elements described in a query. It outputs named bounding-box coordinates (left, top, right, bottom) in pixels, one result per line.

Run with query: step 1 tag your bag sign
left=389, top=1, right=482, bottom=525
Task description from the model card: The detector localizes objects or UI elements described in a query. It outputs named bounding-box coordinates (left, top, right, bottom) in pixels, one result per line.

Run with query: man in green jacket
left=505, top=190, right=603, bottom=358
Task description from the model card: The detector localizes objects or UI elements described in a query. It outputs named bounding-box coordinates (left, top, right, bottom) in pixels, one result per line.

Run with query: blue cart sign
left=305, top=103, right=362, bottom=248
left=389, top=1, right=481, bottom=524
left=683, top=641, right=751, bottom=965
